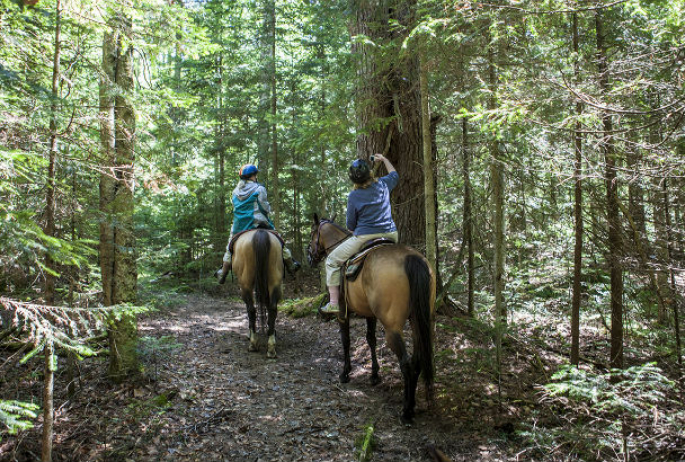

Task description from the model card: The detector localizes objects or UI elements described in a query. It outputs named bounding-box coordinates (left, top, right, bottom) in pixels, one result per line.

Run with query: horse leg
left=242, top=288, right=259, bottom=352
left=266, top=287, right=281, bottom=359
left=339, top=317, right=352, bottom=383
left=366, top=318, right=380, bottom=385
left=386, top=330, right=416, bottom=424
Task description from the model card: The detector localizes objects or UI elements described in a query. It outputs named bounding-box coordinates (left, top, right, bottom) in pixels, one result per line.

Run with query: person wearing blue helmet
left=216, top=163, right=300, bottom=283
left=320, top=153, right=399, bottom=315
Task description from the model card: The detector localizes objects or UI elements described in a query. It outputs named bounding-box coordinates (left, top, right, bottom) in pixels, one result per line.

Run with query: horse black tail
left=405, top=254, right=434, bottom=395
left=253, top=230, right=271, bottom=314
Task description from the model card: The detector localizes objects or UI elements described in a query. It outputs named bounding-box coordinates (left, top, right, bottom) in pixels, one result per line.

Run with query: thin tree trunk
left=488, top=27, right=506, bottom=324
left=463, top=116, right=474, bottom=317
left=217, top=53, right=226, bottom=237
left=663, top=180, right=682, bottom=365
left=267, top=0, right=279, bottom=229
left=318, top=41, right=329, bottom=215
left=570, top=11, right=583, bottom=366
left=596, top=8, right=623, bottom=369
left=419, top=42, right=437, bottom=272
left=44, top=0, right=62, bottom=306
left=41, top=339, right=55, bottom=462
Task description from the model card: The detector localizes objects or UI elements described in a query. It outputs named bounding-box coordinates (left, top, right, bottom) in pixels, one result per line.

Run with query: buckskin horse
left=307, top=215, right=436, bottom=423
left=231, top=229, right=284, bottom=358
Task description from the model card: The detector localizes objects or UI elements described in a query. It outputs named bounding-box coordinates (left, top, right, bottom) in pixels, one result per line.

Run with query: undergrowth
left=520, top=363, right=685, bottom=461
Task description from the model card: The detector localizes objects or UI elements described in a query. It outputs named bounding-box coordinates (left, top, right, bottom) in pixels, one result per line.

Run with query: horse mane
left=319, top=218, right=352, bottom=236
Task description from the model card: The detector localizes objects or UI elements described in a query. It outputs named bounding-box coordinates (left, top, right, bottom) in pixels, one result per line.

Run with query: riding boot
left=216, top=257, right=231, bottom=284
left=284, top=257, right=301, bottom=275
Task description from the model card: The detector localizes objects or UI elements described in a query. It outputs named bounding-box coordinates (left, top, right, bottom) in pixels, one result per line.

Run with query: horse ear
left=331, top=213, right=337, bottom=223
left=313, top=213, right=319, bottom=224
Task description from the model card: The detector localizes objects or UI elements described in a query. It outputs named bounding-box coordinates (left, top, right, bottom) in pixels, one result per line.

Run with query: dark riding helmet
left=239, top=164, right=259, bottom=179
left=348, top=159, right=371, bottom=184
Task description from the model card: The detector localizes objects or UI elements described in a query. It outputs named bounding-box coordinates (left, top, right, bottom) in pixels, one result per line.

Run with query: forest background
left=1, top=0, right=684, bottom=461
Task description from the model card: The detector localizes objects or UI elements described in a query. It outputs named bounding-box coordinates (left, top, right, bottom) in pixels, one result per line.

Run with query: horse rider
left=216, top=163, right=300, bottom=284
left=319, top=153, right=399, bottom=315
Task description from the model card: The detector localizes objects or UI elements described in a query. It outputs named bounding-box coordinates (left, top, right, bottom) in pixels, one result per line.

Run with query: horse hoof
left=400, top=413, right=414, bottom=426
left=248, top=344, right=259, bottom=353
left=339, top=373, right=350, bottom=383
left=267, top=349, right=277, bottom=359
left=370, top=375, right=381, bottom=386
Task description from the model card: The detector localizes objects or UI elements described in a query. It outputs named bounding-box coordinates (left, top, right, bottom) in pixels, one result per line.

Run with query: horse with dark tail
left=308, top=216, right=436, bottom=423
left=232, top=229, right=284, bottom=358
left=406, top=254, right=435, bottom=406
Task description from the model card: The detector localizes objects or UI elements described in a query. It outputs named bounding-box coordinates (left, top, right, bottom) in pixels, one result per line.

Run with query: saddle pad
left=344, top=240, right=395, bottom=281
left=228, top=228, right=285, bottom=254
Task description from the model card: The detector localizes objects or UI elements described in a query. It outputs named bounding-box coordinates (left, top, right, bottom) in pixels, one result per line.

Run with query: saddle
left=228, top=227, right=285, bottom=254
left=343, top=238, right=396, bottom=282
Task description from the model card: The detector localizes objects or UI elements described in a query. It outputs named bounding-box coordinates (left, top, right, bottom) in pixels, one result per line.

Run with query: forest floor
left=2, top=273, right=684, bottom=462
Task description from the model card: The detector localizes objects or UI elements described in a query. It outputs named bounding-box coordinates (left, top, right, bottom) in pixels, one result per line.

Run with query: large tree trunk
left=596, top=8, right=623, bottom=369
left=351, top=0, right=427, bottom=250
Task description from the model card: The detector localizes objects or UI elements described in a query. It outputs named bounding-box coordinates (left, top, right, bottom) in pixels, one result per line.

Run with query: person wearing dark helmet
left=320, top=153, right=399, bottom=315
left=216, top=164, right=300, bottom=283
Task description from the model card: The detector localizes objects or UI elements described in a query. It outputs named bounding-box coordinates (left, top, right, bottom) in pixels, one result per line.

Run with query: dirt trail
left=2, top=291, right=520, bottom=462
left=136, top=293, right=485, bottom=462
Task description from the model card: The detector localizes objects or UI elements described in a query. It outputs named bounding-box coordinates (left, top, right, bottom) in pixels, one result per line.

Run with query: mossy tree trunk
left=99, top=10, right=139, bottom=382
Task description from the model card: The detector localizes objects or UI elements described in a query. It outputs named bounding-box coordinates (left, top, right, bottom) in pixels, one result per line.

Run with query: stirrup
left=285, top=258, right=301, bottom=275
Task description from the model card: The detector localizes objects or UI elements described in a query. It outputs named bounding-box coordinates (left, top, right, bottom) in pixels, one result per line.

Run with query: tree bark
left=462, top=116, right=474, bottom=317
left=596, top=8, right=623, bottom=369
left=267, top=0, right=279, bottom=229
left=216, top=52, right=226, bottom=238
left=257, top=1, right=271, bottom=182
left=41, top=340, right=55, bottom=462
left=488, top=23, right=506, bottom=324
left=351, top=0, right=427, bottom=250
left=662, top=180, right=682, bottom=365
left=44, top=0, right=62, bottom=306
left=570, top=11, right=583, bottom=366
left=99, top=26, right=117, bottom=308
left=99, top=9, right=139, bottom=381
left=419, top=40, right=437, bottom=272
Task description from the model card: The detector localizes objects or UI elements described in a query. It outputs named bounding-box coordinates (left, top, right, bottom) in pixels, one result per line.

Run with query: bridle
left=307, top=219, right=351, bottom=266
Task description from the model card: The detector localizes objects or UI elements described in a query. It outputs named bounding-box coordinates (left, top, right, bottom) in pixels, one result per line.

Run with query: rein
left=309, top=220, right=351, bottom=264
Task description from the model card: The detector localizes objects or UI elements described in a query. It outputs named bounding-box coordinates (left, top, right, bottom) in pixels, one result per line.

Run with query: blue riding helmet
left=348, top=159, right=371, bottom=184
left=239, top=164, right=259, bottom=179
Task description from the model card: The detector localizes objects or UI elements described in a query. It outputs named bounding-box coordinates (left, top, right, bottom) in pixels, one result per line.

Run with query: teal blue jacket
left=231, top=180, right=274, bottom=233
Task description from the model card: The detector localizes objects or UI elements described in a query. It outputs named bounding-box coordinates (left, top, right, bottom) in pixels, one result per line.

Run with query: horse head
left=306, top=214, right=351, bottom=266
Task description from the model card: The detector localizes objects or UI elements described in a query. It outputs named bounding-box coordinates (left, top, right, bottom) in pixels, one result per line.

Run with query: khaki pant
left=325, top=231, right=398, bottom=286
